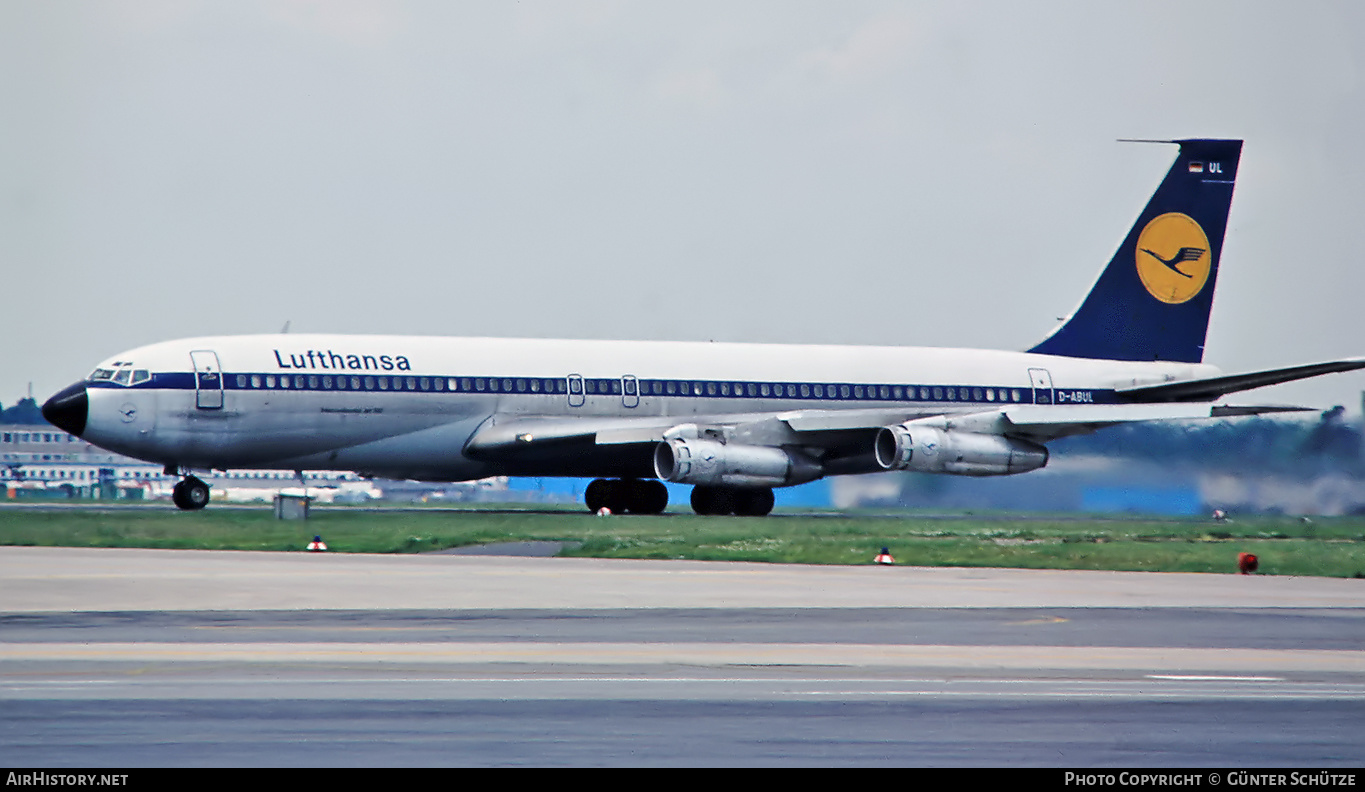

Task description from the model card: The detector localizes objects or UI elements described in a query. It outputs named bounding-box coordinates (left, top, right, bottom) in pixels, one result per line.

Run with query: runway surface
left=2, top=546, right=1363, bottom=767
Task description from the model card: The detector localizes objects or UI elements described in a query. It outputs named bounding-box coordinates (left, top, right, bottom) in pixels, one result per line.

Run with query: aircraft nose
left=42, top=382, right=88, bottom=437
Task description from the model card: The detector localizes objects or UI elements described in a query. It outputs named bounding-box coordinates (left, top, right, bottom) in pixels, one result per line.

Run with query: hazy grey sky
left=4, top=1, right=1364, bottom=413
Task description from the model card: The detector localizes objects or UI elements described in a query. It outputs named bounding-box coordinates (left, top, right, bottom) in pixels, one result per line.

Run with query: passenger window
left=986, top=388, right=995, bottom=401
left=933, top=387, right=942, bottom=399
left=364, top=377, right=374, bottom=390
left=1012, top=389, right=1022, bottom=402
left=309, top=376, right=319, bottom=389
left=814, top=384, right=824, bottom=398
left=267, top=375, right=277, bottom=388
left=236, top=375, right=247, bottom=388
left=879, top=385, right=890, bottom=399
left=760, top=384, right=770, bottom=397
left=280, top=377, right=290, bottom=389
left=251, top=375, right=261, bottom=388
left=294, top=375, right=305, bottom=388
left=337, top=377, right=347, bottom=390
left=322, top=377, right=332, bottom=389
left=973, top=388, right=983, bottom=401
left=946, top=388, right=955, bottom=400
left=408, top=377, right=418, bottom=390
left=378, top=378, right=389, bottom=390
left=421, top=378, right=431, bottom=391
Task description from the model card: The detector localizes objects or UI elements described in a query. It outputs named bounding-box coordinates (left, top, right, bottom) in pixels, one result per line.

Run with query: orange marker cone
left=1237, top=552, right=1258, bottom=575
left=874, top=546, right=895, bottom=565
left=307, top=535, right=328, bottom=552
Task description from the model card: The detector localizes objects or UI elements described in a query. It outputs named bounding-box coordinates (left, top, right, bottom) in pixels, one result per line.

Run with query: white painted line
left=1146, top=675, right=1284, bottom=681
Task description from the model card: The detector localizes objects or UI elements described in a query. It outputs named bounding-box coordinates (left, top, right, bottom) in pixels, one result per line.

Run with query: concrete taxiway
left=2, top=545, right=1363, bottom=767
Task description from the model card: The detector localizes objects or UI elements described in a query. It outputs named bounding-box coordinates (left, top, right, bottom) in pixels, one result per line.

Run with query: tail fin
left=1028, top=138, right=1242, bottom=363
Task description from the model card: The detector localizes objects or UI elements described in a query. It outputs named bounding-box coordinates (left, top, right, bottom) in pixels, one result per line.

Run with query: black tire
left=585, top=479, right=610, bottom=513
left=171, top=480, right=189, bottom=510
left=602, top=480, right=630, bottom=515
left=733, top=488, right=775, bottom=517
left=180, top=477, right=210, bottom=511
left=628, top=480, right=668, bottom=515
left=690, top=486, right=734, bottom=516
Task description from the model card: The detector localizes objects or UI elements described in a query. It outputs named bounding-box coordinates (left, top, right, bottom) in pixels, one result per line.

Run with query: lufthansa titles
left=274, top=350, right=412, bottom=372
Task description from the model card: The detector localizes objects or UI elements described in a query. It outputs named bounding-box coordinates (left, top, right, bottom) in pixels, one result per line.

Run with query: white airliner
left=42, top=139, right=1365, bottom=515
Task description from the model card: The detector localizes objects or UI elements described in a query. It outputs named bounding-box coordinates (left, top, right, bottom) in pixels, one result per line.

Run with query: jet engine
left=874, top=423, right=1047, bottom=476
left=654, top=438, right=822, bottom=488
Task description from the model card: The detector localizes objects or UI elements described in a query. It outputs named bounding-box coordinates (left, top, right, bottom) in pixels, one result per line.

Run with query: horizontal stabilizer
left=1117, top=358, right=1365, bottom=402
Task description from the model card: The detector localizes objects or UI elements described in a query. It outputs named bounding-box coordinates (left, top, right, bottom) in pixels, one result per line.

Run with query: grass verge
left=2, top=505, right=1365, bottom=578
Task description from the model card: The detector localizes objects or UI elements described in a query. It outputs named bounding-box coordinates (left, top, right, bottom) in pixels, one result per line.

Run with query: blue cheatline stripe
left=88, top=371, right=1121, bottom=407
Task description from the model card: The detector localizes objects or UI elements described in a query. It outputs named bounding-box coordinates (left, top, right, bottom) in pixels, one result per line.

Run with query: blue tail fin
left=1028, top=138, right=1242, bottom=363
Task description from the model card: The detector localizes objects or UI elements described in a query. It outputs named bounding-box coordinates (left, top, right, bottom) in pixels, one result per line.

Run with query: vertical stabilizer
left=1028, top=138, right=1242, bottom=363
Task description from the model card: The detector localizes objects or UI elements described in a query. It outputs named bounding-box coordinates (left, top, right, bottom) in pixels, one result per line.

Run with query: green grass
left=2, top=505, right=1365, bottom=578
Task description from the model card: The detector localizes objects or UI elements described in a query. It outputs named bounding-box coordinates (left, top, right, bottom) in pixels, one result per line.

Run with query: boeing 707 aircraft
left=41, top=139, right=1365, bottom=515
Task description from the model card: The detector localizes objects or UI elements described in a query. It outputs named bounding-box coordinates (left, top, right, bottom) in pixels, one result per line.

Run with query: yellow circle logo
left=1135, top=212, right=1211, bottom=304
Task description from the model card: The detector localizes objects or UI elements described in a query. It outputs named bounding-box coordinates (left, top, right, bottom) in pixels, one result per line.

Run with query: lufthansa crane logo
left=1135, top=212, right=1212, bottom=304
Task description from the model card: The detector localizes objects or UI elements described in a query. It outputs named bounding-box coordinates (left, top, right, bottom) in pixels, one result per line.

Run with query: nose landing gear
left=171, top=475, right=210, bottom=511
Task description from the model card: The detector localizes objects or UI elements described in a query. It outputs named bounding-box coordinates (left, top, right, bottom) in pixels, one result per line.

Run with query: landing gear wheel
left=691, top=486, right=774, bottom=516
left=629, top=480, right=669, bottom=515
left=585, top=479, right=612, bottom=513
left=690, top=486, right=736, bottom=516
left=585, top=479, right=670, bottom=515
left=733, top=488, right=775, bottom=517
left=172, top=476, right=210, bottom=511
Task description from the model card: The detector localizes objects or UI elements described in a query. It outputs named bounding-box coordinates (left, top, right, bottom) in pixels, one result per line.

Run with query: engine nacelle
left=654, top=438, right=822, bottom=488
left=874, top=424, right=1048, bottom=476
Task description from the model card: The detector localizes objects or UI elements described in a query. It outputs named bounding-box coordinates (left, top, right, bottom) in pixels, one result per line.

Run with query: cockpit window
left=90, top=362, right=148, bottom=386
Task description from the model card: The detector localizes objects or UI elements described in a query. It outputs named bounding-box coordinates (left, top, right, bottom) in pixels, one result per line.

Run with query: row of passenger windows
left=234, top=374, right=566, bottom=394
left=2, top=432, right=79, bottom=444
left=231, top=373, right=1028, bottom=403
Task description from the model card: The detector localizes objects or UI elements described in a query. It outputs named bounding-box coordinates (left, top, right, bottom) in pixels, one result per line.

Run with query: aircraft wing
left=1117, top=358, right=1365, bottom=402
left=465, top=400, right=1313, bottom=463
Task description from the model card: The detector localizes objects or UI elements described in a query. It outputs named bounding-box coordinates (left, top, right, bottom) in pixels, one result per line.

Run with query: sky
left=3, top=1, right=1364, bottom=416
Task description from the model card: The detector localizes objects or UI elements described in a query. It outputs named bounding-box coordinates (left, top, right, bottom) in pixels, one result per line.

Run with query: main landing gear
left=584, top=478, right=669, bottom=515
left=582, top=479, right=776, bottom=517
left=690, top=485, right=775, bottom=517
left=171, top=474, right=210, bottom=511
